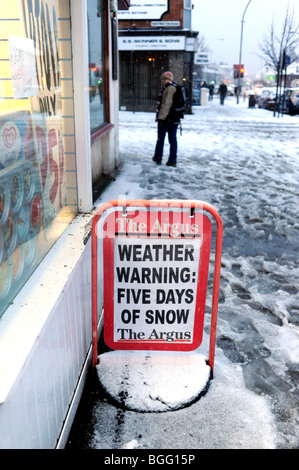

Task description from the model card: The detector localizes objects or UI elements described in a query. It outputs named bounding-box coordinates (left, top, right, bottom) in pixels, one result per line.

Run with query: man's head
left=161, top=71, right=173, bottom=83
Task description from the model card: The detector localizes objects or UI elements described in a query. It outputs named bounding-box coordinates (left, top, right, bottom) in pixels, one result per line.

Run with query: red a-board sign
left=92, top=200, right=223, bottom=377
left=102, top=208, right=212, bottom=351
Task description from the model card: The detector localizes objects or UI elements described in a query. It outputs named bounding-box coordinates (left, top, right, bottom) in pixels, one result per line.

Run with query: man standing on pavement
left=153, top=71, right=179, bottom=167
left=219, top=81, right=227, bottom=105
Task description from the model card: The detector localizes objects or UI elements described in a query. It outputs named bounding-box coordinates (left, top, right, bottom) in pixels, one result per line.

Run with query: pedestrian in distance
left=208, top=83, right=214, bottom=101
left=152, top=71, right=180, bottom=168
left=219, top=81, right=227, bottom=105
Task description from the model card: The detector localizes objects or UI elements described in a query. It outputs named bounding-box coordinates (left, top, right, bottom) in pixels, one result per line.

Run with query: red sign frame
left=92, top=200, right=223, bottom=378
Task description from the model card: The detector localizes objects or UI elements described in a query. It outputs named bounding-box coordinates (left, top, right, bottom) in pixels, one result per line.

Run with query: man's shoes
left=152, top=157, right=161, bottom=165
left=153, top=157, right=176, bottom=167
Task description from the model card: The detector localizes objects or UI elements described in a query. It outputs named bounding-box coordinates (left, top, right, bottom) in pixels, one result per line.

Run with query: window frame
left=88, top=0, right=111, bottom=140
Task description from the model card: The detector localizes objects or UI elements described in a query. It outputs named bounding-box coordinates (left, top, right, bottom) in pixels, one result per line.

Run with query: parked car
left=258, top=88, right=276, bottom=111
left=253, top=84, right=263, bottom=97
left=278, top=88, right=299, bottom=115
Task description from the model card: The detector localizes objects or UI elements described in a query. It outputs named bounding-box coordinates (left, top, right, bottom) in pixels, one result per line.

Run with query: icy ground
left=96, top=351, right=211, bottom=412
left=67, top=96, right=299, bottom=449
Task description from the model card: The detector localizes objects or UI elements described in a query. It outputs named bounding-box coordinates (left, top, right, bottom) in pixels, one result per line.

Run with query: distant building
left=253, top=62, right=299, bottom=88
left=200, top=63, right=232, bottom=86
left=286, top=61, right=299, bottom=87
left=117, top=0, right=198, bottom=113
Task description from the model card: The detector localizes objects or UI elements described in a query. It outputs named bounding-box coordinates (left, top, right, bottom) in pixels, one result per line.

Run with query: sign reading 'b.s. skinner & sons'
left=103, top=210, right=212, bottom=351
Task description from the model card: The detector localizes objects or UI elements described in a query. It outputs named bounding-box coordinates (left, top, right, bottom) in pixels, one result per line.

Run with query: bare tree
left=258, top=5, right=299, bottom=115
left=197, top=35, right=209, bottom=53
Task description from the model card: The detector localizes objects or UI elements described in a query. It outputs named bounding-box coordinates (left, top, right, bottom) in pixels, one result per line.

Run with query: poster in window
left=9, top=35, right=38, bottom=99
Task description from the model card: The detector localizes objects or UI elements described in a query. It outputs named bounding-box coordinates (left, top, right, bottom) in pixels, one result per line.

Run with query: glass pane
left=0, top=0, right=77, bottom=318
left=87, top=0, right=105, bottom=132
left=184, top=9, right=191, bottom=29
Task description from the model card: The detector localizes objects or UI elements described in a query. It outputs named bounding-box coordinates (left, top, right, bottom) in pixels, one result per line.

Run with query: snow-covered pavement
left=67, top=96, right=299, bottom=450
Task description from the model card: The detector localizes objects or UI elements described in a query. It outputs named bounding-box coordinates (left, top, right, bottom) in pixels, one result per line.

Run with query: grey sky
left=192, top=0, right=299, bottom=76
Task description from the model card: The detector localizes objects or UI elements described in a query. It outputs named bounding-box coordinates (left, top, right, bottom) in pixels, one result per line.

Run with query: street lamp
left=207, top=38, right=224, bottom=46
left=207, top=39, right=224, bottom=84
left=207, top=38, right=224, bottom=63
left=237, top=0, right=253, bottom=104
left=250, top=52, right=264, bottom=82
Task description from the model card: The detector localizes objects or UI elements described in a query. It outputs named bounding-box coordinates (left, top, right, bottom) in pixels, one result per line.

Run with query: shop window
left=0, top=0, right=77, bottom=318
left=87, top=0, right=106, bottom=132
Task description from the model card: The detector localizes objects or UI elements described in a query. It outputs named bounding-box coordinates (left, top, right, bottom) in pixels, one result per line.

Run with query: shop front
left=0, top=0, right=122, bottom=449
left=0, top=0, right=78, bottom=319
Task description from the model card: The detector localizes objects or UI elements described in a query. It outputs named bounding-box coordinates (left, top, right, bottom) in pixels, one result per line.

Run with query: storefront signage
left=185, top=37, right=197, bottom=52
left=102, top=208, right=212, bottom=351
left=118, top=0, right=168, bottom=20
left=151, top=21, right=180, bottom=27
left=118, top=36, right=185, bottom=51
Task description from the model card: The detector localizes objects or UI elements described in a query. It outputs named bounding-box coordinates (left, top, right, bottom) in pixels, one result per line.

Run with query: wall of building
left=0, top=215, right=93, bottom=448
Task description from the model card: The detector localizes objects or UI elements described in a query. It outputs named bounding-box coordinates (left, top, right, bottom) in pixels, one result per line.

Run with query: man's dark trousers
left=153, top=121, right=178, bottom=164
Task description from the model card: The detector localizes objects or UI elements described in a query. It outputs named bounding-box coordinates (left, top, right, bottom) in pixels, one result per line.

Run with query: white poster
left=118, top=0, right=168, bottom=20
left=9, top=35, right=38, bottom=99
left=113, top=237, right=201, bottom=345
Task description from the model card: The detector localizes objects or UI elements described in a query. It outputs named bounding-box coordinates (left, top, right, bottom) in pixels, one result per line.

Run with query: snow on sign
left=101, top=206, right=212, bottom=351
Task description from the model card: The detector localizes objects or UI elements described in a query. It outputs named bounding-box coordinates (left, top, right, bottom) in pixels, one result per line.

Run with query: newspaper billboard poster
left=102, top=209, right=212, bottom=351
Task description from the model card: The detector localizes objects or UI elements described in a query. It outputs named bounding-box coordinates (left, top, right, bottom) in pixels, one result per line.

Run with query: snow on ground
left=96, top=351, right=211, bottom=412
left=68, top=96, right=299, bottom=449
